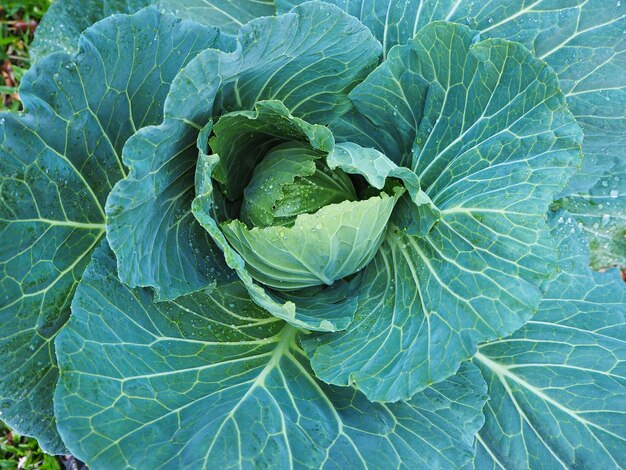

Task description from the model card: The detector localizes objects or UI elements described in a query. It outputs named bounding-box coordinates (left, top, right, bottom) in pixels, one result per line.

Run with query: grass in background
left=0, top=422, right=60, bottom=470
left=0, top=0, right=52, bottom=111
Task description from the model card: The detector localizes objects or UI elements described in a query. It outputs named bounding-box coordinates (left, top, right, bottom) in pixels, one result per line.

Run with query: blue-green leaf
left=279, top=0, right=625, bottom=198
left=0, top=7, right=226, bottom=453
left=30, top=0, right=153, bottom=61
left=302, top=21, right=582, bottom=402
left=54, top=241, right=488, bottom=469
left=472, top=212, right=626, bottom=469
left=326, top=141, right=440, bottom=236
left=160, top=0, right=276, bottom=33
left=31, top=0, right=258, bottom=62
left=107, top=2, right=382, bottom=311
left=553, top=158, right=626, bottom=269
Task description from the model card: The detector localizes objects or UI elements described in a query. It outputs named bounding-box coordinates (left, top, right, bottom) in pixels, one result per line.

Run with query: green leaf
left=0, top=7, right=226, bottom=453
left=107, top=2, right=382, bottom=307
left=30, top=0, right=153, bottom=61
left=553, top=158, right=626, bottom=269
left=160, top=0, right=276, bottom=34
left=193, top=152, right=361, bottom=332
left=104, top=122, right=230, bottom=302
left=54, top=241, right=488, bottom=469
left=329, top=43, right=429, bottom=167
left=279, top=0, right=625, bottom=198
left=326, top=141, right=440, bottom=237
left=302, top=22, right=582, bottom=402
left=472, top=212, right=626, bottom=469
left=220, top=191, right=401, bottom=290
left=208, top=100, right=335, bottom=203
left=240, top=142, right=357, bottom=228
left=30, top=0, right=253, bottom=62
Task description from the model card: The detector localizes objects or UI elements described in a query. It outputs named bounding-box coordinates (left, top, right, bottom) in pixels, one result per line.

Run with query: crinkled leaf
left=54, top=241, right=488, bottom=469
left=279, top=0, right=625, bottom=198
left=472, top=212, right=626, bottom=469
left=0, top=7, right=222, bottom=452
left=554, top=158, right=626, bottom=269
left=220, top=192, right=400, bottom=290
left=194, top=152, right=360, bottom=331
left=327, top=141, right=440, bottom=236
left=209, top=100, right=334, bottom=202
left=302, top=22, right=582, bottom=402
left=107, top=2, right=382, bottom=315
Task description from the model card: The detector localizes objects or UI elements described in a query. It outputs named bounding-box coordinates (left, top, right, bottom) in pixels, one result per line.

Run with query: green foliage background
left=0, top=0, right=51, bottom=111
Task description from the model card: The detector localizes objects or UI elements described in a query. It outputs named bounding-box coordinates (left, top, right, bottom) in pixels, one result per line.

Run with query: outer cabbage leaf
left=30, top=0, right=268, bottom=61
left=302, top=22, right=582, bottom=402
left=0, top=8, right=225, bottom=452
left=54, top=241, right=488, bottom=469
left=159, top=0, right=275, bottom=34
left=106, top=2, right=382, bottom=327
left=279, top=0, right=625, bottom=198
left=30, top=0, right=153, bottom=61
left=553, top=158, right=626, bottom=269
left=472, top=213, right=626, bottom=469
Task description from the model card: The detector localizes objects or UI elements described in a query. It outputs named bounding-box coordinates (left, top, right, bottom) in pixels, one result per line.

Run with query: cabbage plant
left=0, top=0, right=624, bottom=468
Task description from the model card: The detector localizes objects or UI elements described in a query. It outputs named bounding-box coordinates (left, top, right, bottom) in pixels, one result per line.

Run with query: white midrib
left=473, top=352, right=624, bottom=442
left=0, top=217, right=105, bottom=230
left=287, top=347, right=368, bottom=468
left=479, top=0, right=544, bottom=34
left=202, top=325, right=298, bottom=466
left=475, top=434, right=506, bottom=469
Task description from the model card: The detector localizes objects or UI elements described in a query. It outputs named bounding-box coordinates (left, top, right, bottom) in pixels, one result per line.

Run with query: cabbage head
left=0, top=1, right=624, bottom=468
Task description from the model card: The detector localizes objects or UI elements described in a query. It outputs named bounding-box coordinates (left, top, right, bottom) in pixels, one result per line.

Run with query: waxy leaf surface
left=55, top=242, right=488, bottom=469
left=279, top=0, right=625, bottom=200
left=472, top=213, right=626, bottom=469
left=302, top=22, right=582, bottom=402
left=0, top=8, right=226, bottom=452
left=554, top=158, right=626, bottom=269
left=108, top=2, right=382, bottom=330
